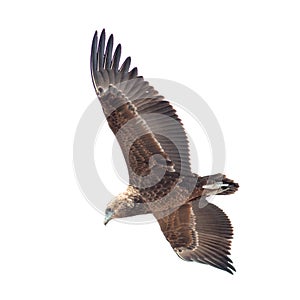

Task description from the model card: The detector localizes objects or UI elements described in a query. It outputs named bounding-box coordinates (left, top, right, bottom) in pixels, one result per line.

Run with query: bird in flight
left=90, top=29, right=239, bottom=274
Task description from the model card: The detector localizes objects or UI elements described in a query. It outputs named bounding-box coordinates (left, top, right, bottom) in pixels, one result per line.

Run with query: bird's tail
left=196, top=173, right=239, bottom=196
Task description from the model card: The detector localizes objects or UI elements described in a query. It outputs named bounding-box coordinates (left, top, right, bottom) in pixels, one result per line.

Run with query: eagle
left=90, top=29, right=239, bottom=274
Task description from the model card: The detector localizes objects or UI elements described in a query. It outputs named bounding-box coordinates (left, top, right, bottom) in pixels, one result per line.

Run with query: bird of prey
left=90, top=29, right=239, bottom=274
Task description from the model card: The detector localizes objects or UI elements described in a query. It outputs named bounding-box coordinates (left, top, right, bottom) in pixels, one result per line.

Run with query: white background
left=1, top=0, right=300, bottom=299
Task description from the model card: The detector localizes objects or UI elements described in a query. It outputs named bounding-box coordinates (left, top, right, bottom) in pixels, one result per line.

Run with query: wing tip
left=176, top=248, right=236, bottom=274
left=91, top=31, right=99, bottom=89
left=100, top=28, right=105, bottom=42
left=90, top=29, right=138, bottom=90
left=93, top=30, right=98, bottom=41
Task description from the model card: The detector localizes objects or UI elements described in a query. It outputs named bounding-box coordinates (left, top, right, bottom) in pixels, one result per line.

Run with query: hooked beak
left=104, top=209, right=114, bottom=225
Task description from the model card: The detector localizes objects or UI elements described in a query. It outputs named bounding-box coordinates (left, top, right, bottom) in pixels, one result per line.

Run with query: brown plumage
left=156, top=199, right=235, bottom=273
left=90, top=29, right=239, bottom=274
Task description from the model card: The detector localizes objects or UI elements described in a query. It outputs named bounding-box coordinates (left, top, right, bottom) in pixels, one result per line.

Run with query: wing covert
left=156, top=198, right=235, bottom=274
left=91, top=29, right=192, bottom=180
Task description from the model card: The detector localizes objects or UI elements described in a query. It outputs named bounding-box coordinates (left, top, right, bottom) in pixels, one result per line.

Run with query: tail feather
left=218, top=175, right=239, bottom=195
left=196, top=173, right=239, bottom=196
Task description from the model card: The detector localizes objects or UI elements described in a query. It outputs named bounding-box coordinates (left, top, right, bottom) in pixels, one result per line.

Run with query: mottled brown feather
left=91, top=29, right=239, bottom=274
left=91, top=30, right=191, bottom=179
left=156, top=198, right=235, bottom=274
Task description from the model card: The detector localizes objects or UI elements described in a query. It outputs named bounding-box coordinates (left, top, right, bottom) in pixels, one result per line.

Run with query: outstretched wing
left=91, top=29, right=191, bottom=187
left=156, top=198, right=235, bottom=274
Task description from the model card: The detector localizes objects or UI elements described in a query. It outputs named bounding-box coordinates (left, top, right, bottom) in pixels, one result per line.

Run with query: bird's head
left=104, top=195, right=134, bottom=225
left=103, top=186, right=149, bottom=225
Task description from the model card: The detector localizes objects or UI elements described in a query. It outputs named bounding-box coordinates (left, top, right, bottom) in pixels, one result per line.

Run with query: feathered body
left=91, top=29, right=239, bottom=274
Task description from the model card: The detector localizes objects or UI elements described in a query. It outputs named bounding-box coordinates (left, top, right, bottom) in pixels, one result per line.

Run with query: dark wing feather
left=156, top=198, right=235, bottom=274
left=91, top=29, right=191, bottom=179
left=91, top=30, right=175, bottom=187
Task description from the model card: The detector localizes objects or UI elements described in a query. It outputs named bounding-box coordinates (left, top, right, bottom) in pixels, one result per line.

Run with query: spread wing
left=156, top=198, right=235, bottom=274
left=90, top=29, right=191, bottom=188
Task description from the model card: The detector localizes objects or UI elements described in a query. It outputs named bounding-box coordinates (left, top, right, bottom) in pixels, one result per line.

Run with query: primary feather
left=90, top=29, right=239, bottom=274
